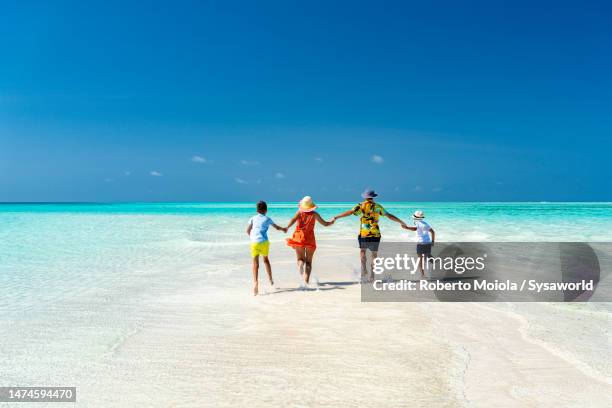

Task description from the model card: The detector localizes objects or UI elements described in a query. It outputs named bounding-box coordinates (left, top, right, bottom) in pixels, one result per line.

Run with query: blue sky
left=1, top=0, right=611, bottom=202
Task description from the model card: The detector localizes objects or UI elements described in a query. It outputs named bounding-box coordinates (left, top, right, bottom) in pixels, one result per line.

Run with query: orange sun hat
left=298, top=196, right=317, bottom=212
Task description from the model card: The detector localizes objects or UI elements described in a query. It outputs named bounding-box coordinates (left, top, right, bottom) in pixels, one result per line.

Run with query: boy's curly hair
left=256, top=201, right=267, bottom=214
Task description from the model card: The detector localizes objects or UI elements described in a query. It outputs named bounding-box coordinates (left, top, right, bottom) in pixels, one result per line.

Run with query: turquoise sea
left=0, top=201, right=610, bottom=307
left=1, top=201, right=611, bottom=312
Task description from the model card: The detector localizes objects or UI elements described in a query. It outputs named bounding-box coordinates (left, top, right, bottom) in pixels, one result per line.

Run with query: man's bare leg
left=360, top=249, right=368, bottom=282
left=263, top=256, right=273, bottom=286
left=252, top=256, right=260, bottom=295
left=370, top=251, right=378, bottom=282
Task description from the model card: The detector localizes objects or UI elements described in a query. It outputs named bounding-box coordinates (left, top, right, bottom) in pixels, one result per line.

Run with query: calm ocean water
left=1, top=202, right=611, bottom=314
left=2, top=202, right=611, bottom=240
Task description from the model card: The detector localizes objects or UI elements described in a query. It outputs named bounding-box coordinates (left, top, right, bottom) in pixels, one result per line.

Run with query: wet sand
left=73, top=244, right=612, bottom=406
left=1, top=241, right=610, bottom=407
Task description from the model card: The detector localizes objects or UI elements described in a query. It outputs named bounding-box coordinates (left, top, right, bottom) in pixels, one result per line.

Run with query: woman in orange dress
left=285, top=196, right=334, bottom=286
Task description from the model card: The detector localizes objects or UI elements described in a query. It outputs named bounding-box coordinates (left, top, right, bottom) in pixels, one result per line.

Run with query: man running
left=333, top=189, right=407, bottom=282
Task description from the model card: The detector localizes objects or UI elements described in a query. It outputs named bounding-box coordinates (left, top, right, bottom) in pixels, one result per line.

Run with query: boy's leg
left=252, top=255, right=260, bottom=295
left=421, top=244, right=433, bottom=277
left=263, top=256, right=273, bottom=286
left=418, top=254, right=425, bottom=278
left=415, top=244, right=425, bottom=278
left=304, top=247, right=316, bottom=284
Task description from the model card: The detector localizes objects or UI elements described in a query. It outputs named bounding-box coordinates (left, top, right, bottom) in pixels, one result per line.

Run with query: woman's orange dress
left=286, top=211, right=317, bottom=249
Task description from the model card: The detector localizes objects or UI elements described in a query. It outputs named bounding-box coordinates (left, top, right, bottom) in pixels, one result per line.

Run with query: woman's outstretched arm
left=314, top=212, right=334, bottom=226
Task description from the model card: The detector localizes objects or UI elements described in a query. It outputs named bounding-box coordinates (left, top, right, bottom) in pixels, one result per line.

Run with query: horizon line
left=1, top=201, right=611, bottom=205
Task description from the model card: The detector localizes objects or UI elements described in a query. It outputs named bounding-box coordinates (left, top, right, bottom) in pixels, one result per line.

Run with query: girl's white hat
left=298, top=196, right=317, bottom=212
left=412, top=210, right=425, bottom=220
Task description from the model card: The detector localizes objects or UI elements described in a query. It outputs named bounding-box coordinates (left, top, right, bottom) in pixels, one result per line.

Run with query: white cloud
left=413, top=185, right=422, bottom=192
left=240, top=160, right=260, bottom=166
left=235, top=177, right=247, bottom=184
left=275, top=172, right=285, bottom=179
left=104, top=178, right=114, bottom=183
left=371, top=154, right=384, bottom=164
left=124, top=171, right=131, bottom=176
left=150, top=170, right=162, bottom=177
left=191, top=155, right=207, bottom=163
left=314, top=157, right=323, bottom=163
left=394, top=186, right=400, bottom=192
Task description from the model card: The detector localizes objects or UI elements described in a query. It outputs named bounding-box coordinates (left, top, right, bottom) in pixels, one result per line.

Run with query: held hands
left=400, top=222, right=417, bottom=231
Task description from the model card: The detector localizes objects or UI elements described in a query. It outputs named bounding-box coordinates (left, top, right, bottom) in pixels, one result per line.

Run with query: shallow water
left=1, top=202, right=611, bottom=311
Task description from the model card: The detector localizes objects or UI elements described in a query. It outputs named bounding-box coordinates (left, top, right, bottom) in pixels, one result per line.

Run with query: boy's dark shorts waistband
left=416, top=243, right=433, bottom=256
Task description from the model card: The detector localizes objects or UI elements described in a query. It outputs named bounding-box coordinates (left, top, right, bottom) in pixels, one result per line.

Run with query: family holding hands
left=246, top=189, right=435, bottom=295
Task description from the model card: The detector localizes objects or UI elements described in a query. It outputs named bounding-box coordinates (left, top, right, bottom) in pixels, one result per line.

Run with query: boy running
left=402, top=210, right=435, bottom=279
left=246, top=201, right=287, bottom=295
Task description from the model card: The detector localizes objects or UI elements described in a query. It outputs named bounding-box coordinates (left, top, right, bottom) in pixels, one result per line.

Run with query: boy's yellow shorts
left=250, top=241, right=270, bottom=257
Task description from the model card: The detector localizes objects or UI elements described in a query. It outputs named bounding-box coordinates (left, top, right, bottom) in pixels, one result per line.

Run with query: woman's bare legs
left=294, top=247, right=306, bottom=279
left=304, top=247, right=316, bottom=284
